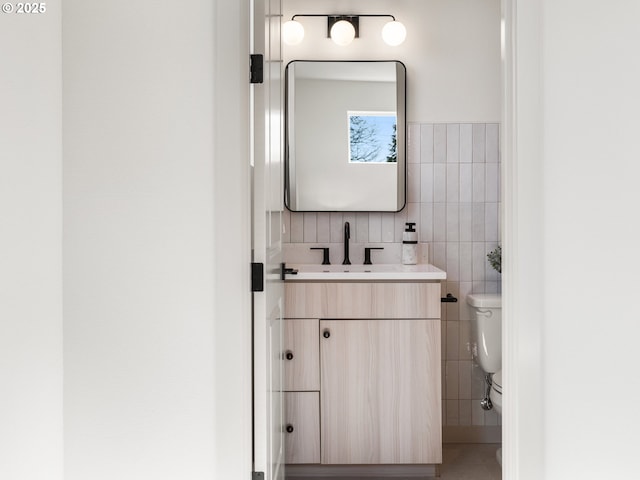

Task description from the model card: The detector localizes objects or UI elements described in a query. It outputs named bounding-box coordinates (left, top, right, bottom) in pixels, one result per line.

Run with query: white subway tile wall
left=283, top=122, right=501, bottom=428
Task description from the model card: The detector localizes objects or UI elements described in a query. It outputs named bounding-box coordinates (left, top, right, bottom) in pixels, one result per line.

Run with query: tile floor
left=285, top=443, right=502, bottom=480
left=438, top=443, right=502, bottom=480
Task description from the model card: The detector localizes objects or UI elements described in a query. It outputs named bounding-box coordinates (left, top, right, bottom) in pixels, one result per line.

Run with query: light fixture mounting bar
left=290, top=14, right=396, bottom=20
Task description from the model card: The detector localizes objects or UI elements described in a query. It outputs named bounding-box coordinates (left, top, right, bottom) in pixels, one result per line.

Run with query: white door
left=252, top=0, right=284, bottom=479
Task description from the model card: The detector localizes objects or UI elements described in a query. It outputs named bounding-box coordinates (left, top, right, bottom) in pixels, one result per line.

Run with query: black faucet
left=342, top=221, right=351, bottom=265
left=364, top=247, right=384, bottom=265
left=310, top=247, right=331, bottom=265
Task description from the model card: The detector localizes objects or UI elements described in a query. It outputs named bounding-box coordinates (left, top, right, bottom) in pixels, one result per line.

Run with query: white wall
left=508, top=0, right=640, bottom=478
left=211, top=1, right=253, bottom=478
left=63, top=1, right=251, bottom=479
left=284, top=0, right=501, bottom=123
left=541, top=1, right=640, bottom=478
left=0, top=3, right=64, bottom=480
left=0, top=0, right=251, bottom=477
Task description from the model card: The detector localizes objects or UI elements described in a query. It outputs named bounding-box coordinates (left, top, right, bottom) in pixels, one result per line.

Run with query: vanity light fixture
left=282, top=14, right=407, bottom=47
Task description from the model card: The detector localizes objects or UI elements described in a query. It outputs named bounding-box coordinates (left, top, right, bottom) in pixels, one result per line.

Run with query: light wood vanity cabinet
left=284, top=319, right=319, bottom=391
left=283, top=319, right=321, bottom=464
left=283, top=282, right=442, bottom=467
left=284, top=391, right=320, bottom=464
left=320, top=318, right=441, bottom=464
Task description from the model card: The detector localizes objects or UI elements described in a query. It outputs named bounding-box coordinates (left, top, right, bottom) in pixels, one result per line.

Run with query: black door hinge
left=252, top=472, right=264, bottom=480
left=251, top=262, right=264, bottom=292
left=250, top=54, right=264, bottom=84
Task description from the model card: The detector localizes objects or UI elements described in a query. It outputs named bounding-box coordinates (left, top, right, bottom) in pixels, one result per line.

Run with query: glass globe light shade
left=381, top=20, right=407, bottom=46
left=283, top=20, right=305, bottom=45
left=330, top=20, right=356, bottom=46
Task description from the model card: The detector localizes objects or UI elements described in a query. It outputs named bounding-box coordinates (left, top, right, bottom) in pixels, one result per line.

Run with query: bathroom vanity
left=283, top=264, right=445, bottom=475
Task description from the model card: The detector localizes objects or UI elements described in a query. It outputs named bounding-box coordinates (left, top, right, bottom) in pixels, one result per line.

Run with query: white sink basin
left=286, top=263, right=446, bottom=281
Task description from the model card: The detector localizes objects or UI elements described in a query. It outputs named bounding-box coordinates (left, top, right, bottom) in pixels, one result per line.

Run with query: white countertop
left=286, top=263, right=446, bottom=281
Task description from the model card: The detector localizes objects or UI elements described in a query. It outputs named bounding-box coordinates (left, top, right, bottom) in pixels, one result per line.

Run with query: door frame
left=232, top=0, right=544, bottom=480
left=501, top=0, right=544, bottom=478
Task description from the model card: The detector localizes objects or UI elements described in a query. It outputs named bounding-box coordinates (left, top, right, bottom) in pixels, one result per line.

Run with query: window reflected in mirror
left=348, top=112, right=397, bottom=163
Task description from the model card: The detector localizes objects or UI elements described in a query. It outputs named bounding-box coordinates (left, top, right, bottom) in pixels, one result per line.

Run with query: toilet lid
left=466, top=293, right=502, bottom=308
left=492, top=371, right=503, bottom=393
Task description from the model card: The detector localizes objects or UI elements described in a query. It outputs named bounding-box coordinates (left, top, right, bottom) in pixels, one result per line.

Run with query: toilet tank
left=466, top=294, right=502, bottom=374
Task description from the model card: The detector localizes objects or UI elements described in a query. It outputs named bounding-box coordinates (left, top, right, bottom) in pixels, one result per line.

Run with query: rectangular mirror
left=285, top=60, right=406, bottom=212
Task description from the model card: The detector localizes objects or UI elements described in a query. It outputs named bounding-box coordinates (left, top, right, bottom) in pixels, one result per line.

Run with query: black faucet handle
left=310, top=247, right=331, bottom=265
left=364, top=247, right=384, bottom=265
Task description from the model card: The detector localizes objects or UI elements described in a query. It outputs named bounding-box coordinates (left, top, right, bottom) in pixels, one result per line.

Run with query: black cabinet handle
left=285, top=351, right=294, bottom=360
left=286, top=425, right=294, bottom=433
left=323, top=330, right=331, bottom=338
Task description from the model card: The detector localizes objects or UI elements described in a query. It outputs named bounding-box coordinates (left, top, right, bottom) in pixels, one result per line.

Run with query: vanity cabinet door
left=320, top=319, right=442, bottom=465
left=284, top=392, right=321, bottom=464
left=284, top=319, right=319, bottom=391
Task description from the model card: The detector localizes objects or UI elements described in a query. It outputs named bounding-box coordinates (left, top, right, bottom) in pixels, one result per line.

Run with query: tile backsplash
left=283, top=122, right=502, bottom=429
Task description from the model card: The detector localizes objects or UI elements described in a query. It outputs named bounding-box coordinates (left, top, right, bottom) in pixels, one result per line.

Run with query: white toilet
left=466, top=293, right=502, bottom=465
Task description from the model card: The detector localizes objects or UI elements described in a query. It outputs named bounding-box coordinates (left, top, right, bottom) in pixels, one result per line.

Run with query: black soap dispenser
left=402, top=222, right=418, bottom=265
